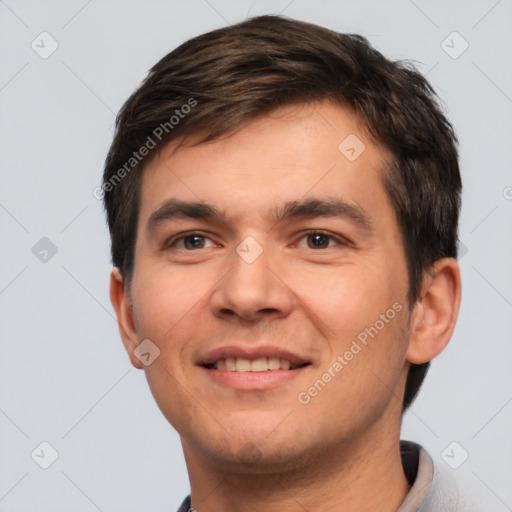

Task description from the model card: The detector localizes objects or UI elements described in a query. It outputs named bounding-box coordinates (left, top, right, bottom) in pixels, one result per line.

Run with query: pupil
left=186, top=236, right=203, bottom=249
left=310, top=234, right=327, bottom=248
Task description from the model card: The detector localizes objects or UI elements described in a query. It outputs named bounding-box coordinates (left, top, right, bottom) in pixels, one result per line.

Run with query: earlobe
left=406, top=258, right=461, bottom=365
left=110, top=268, right=144, bottom=370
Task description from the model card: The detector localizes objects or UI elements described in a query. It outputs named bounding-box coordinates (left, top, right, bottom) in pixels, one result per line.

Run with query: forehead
left=138, top=100, right=393, bottom=228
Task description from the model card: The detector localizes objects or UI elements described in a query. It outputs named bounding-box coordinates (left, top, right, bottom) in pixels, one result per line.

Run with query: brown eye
left=295, top=230, right=347, bottom=249
left=183, top=235, right=206, bottom=250
left=307, top=233, right=331, bottom=249
left=167, top=233, right=216, bottom=250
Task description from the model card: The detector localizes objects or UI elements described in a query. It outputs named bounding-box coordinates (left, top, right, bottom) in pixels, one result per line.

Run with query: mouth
left=198, top=348, right=313, bottom=390
left=202, top=356, right=311, bottom=372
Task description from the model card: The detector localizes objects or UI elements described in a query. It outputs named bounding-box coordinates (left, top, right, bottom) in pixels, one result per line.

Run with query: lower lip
left=199, top=366, right=311, bottom=390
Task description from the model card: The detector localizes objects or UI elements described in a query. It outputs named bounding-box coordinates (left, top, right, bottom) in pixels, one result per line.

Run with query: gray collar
left=398, top=441, right=434, bottom=511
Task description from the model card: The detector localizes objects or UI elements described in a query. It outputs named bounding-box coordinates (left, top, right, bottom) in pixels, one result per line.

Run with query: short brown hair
left=102, top=15, right=461, bottom=411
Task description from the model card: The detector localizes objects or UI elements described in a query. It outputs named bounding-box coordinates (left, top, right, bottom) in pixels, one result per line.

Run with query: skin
left=110, top=100, right=461, bottom=511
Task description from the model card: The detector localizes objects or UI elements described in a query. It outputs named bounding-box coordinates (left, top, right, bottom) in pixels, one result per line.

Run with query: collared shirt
left=176, top=440, right=476, bottom=512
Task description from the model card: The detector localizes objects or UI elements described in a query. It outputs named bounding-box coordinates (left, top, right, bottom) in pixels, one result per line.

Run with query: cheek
left=292, top=262, right=402, bottom=335
left=131, top=265, right=211, bottom=335
left=299, top=311, right=409, bottom=431
left=293, top=263, right=409, bottom=391
left=128, top=268, right=214, bottom=384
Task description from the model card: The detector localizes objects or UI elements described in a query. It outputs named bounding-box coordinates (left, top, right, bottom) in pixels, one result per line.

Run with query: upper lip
left=198, top=345, right=311, bottom=367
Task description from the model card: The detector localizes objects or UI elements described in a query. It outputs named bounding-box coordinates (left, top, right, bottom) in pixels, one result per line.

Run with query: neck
left=182, top=426, right=410, bottom=512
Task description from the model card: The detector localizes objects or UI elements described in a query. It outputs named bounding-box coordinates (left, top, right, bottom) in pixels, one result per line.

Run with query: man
left=103, top=14, right=472, bottom=511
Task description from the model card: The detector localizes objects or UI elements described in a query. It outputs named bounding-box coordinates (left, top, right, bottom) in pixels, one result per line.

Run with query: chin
left=206, top=441, right=311, bottom=475
left=184, top=422, right=326, bottom=476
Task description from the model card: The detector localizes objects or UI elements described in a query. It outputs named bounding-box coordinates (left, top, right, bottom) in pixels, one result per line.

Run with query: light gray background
left=1, top=0, right=511, bottom=510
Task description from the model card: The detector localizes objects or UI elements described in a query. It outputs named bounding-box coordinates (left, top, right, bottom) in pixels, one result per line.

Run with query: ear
left=110, top=268, right=144, bottom=369
left=406, top=258, right=461, bottom=365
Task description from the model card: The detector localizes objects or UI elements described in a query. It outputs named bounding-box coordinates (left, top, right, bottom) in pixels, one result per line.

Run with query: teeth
left=213, top=357, right=300, bottom=371
left=268, top=356, right=281, bottom=370
left=235, top=358, right=251, bottom=372
left=251, top=357, right=268, bottom=372
left=280, top=358, right=291, bottom=370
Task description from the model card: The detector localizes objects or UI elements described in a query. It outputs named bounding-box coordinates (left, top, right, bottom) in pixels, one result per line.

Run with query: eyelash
left=166, top=230, right=349, bottom=250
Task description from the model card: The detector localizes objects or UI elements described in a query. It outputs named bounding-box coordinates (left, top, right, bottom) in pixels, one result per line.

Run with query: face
left=120, top=100, right=414, bottom=470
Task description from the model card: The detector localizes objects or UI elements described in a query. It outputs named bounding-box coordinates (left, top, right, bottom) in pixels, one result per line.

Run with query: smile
left=204, top=356, right=310, bottom=372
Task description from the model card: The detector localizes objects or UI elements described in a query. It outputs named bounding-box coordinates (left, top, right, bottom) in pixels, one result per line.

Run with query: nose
left=209, top=239, right=294, bottom=323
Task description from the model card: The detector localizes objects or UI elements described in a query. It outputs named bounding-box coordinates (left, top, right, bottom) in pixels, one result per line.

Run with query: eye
left=167, top=232, right=217, bottom=250
left=295, top=230, right=348, bottom=249
left=165, top=230, right=349, bottom=251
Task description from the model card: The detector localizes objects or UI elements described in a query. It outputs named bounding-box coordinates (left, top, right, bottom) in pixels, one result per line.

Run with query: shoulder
left=399, top=440, right=484, bottom=512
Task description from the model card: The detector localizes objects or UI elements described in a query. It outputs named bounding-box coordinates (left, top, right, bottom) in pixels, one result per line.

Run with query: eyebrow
left=146, top=197, right=373, bottom=233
